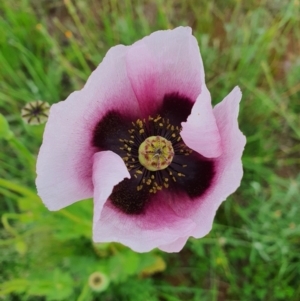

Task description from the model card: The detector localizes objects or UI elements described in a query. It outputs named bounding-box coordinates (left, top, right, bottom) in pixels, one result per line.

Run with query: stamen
left=118, top=114, right=192, bottom=194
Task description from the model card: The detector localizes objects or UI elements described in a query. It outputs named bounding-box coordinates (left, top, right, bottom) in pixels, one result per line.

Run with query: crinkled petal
left=158, top=236, right=189, bottom=253
left=181, top=84, right=222, bottom=158
left=36, top=45, right=139, bottom=210
left=126, top=26, right=205, bottom=116
left=189, top=86, right=246, bottom=238
left=92, top=151, right=130, bottom=228
left=93, top=192, right=197, bottom=253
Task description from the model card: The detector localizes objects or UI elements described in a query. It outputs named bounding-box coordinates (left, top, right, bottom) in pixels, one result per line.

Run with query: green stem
left=7, top=136, right=36, bottom=174
left=77, top=283, right=91, bottom=301
left=0, top=178, right=39, bottom=201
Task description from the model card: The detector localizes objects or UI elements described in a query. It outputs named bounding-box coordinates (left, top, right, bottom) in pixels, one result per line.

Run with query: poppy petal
left=158, top=236, right=189, bottom=252
left=92, top=151, right=130, bottom=229
left=189, top=86, right=246, bottom=239
left=181, top=84, right=222, bottom=158
left=93, top=193, right=197, bottom=252
left=126, top=26, right=205, bottom=116
left=36, top=45, right=139, bottom=210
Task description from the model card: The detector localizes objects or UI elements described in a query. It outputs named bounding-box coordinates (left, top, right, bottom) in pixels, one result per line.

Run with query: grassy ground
left=1, top=0, right=300, bottom=300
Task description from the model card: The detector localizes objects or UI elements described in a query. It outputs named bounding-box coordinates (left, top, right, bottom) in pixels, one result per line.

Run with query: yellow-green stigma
left=138, top=136, right=174, bottom=171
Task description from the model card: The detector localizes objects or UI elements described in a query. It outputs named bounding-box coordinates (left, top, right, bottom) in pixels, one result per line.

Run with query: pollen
left=138, top=136, right=174, bottom=171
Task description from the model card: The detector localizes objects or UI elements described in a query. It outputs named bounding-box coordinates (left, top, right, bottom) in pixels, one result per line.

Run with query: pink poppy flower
left=36, top=27, right=245, bottom=253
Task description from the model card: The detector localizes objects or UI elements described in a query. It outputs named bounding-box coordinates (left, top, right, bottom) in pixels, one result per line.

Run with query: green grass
left=1, top=0, right=300, bottom=300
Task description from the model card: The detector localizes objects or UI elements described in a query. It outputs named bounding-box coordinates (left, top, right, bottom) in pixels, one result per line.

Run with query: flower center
left=91, top=96, right=216, bottom=215
left=138, top=136, right=174, bottom=171
left=116, top=115, right=192, bottom=193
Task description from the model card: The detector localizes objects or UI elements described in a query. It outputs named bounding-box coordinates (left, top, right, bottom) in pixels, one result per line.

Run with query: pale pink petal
left=189, top=86, right=246, bottom=238
left=93, top=191, right=197, bottom=253
left=158, top=236, right=189, bottom=253
left=126, top=27, right=205, bottom=116
left=126, top=44, right=159, bottom=115
left=181, top=84, right=222, bottom=158
left=36, top=45, right=139, bottom=210
left=92, top=151, right=130, bottom=227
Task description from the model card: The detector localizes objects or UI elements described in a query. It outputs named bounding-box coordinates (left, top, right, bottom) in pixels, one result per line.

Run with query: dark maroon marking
left=168, top=152, right=215, bottom=198
left=91, top=94, right=215, bottom=215
left=92, top=111, right=133, bottom=156
left=159, top=93, right=194, bottom=127
left=110, top=178, right=150, bottom=215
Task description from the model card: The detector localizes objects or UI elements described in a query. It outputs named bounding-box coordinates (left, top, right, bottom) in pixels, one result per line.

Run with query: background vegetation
left=1, top=0, right=300, bottom=300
